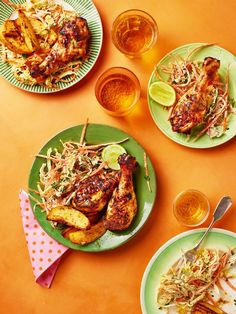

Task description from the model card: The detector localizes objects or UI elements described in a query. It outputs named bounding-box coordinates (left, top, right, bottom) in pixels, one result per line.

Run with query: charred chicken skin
left=27, top=16, right=90, bottom=82
left=104, top=154, right=137, bottom=231
left=72, top=172, right=119, bottom=213
left=170, top=57, right=220, bottom=134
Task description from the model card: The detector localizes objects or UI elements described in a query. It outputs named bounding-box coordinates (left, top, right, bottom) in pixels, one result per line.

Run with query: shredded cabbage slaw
left=157, top=248, right=236, bottom=312
left=29, top=122, right=129, bottom=215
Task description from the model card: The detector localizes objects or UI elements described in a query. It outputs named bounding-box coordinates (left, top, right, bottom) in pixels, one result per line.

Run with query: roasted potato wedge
left=47, top=206, right=90, bottom=230
left=29, top=17, right=57, bottom=45
left=0, top=10, right=39, bottom=54
left=16, top=10, right=40, bottom=52
left=0, top=20, right=31, bottom=54
left=62, top=220, right=106, bottom=245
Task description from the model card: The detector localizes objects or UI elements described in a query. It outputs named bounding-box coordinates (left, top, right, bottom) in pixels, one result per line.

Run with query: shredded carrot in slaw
left=30, top=127, right=129, bottom=216
left=155, top=44, right=236, bottom=141
left=157, top=248, right=236, bottom=311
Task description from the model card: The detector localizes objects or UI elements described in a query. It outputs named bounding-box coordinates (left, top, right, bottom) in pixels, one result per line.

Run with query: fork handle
left=194, top=218, right=215, bottom=251
left=194, top=196, right=232, bottom=251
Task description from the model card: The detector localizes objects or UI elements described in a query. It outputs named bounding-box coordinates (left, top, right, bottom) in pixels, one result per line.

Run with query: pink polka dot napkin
left=19, top=189, right=69, bottom=288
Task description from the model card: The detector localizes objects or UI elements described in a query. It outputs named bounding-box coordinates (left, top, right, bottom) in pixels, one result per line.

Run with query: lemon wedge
left=149, top=81, right=176, bottom=107
left=102, top=144, right=126, bottom=170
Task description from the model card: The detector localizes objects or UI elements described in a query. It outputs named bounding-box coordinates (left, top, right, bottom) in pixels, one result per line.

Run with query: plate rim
left=28, top=123, right=157, bottom=252
left=140, top=227, right=236, bottom=314
left=0, top=0, right=103, bottom=93
left=147, top=42, right=236, bottom=149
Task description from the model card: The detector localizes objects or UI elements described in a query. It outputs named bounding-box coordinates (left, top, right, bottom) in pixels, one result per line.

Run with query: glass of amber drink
left=173, top=189, right=210, bottom=227
left=111, top=9, right=158, bottom=57
left=95, top=67, right=141, bottom=116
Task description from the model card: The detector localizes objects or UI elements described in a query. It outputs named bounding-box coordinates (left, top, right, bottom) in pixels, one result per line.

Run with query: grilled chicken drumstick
left=170, top=57, right=220, bottom=134
left=27, top=16, right=90, bottom=82
left=104, top=154, right=137, bottom=231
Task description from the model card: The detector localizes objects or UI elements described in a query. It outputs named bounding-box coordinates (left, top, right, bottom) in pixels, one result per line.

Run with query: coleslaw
left=157, top=248, right=236, bottom=311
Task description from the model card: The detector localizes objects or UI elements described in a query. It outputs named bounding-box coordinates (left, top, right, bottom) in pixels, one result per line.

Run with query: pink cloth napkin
left=19, top=189, right=69, bottom=288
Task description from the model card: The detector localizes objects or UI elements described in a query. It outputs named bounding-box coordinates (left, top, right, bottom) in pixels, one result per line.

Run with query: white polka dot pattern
left=19, top=190, right=69, bottom=288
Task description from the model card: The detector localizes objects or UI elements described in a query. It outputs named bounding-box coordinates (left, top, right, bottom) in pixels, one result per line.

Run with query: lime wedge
left=102, top=144, right=126, bottom=170
left=149, top=81, right=176, bottom=107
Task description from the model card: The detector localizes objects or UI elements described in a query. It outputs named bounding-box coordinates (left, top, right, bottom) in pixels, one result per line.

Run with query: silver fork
left=184, top=196, right=233, bottom=262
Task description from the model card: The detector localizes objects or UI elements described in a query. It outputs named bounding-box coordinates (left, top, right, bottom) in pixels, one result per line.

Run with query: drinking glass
left=173, top=189, right=210, bottom=227
left=111, top=9, right=158, bottom=57
left=95, top=67, right=141, bottom=117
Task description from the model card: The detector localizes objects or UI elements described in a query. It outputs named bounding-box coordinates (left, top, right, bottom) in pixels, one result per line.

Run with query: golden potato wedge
left=62, top=220, right=106, bottom=245
left=16, top=10, right=40, bottom=52
left=47, top=206, right=90, bottom=230
left=29, top=17, right=57, bottom=45
left=45, top=28, right=57, bottom=45
left=62, top=227, right=77, bottom=239
left=28, top=18, right=44, bottom=34
left=0, top=11, right=40, bottom=54
left=0, top=20, right=31, bottom=54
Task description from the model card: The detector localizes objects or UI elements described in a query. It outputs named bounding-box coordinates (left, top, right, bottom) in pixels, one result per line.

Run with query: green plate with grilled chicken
left=28, top=124, right=157, bottom=251
left=0, top=0, right=103, bottom=93
left=148, top=43, right=236, bottom=148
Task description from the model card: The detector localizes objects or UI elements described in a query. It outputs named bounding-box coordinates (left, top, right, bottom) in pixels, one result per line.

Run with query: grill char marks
left=170, top=57, right=220, bottom=134
left=28, top=16, right=90, bottom=82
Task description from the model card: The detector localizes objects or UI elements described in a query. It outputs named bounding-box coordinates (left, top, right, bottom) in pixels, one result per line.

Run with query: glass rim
left=112, top=8, right=158, bottom=22
left=95, top=66, right=141, bottom=84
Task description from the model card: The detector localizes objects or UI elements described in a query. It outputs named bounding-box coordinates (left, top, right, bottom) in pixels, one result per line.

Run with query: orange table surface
left=1, top=0, right=236, bottom=313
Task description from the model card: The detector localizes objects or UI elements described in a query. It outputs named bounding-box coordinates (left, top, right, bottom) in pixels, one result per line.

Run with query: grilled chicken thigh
left=72, top=172, right=119, bottom=213
left=170, top=57, right=220, bottom=134
left=28, top=16, right=90, bottom=82
left=104, top=154, right=137, bottom=231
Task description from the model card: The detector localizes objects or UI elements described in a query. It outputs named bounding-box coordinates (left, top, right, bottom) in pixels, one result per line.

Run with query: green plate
left=148, top=43, right=236, bottom=148
left=28, top=124, right=157, bottom=251
left=141, top=228, right=236, bottom=314
left=0, top=0, right=103, bottom=93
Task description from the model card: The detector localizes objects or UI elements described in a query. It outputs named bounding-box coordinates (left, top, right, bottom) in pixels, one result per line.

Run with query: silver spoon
left=184, top=196, right=233, bottom=262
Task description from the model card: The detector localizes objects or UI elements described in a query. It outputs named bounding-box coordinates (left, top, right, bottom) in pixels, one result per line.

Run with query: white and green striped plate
left=0, top=0, right=103, bottom=93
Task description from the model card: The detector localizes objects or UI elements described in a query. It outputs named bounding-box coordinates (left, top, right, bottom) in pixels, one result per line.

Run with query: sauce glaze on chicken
left=28, top=16, right=90, bottom=83
left=170, top=57, right=220, bottom=134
